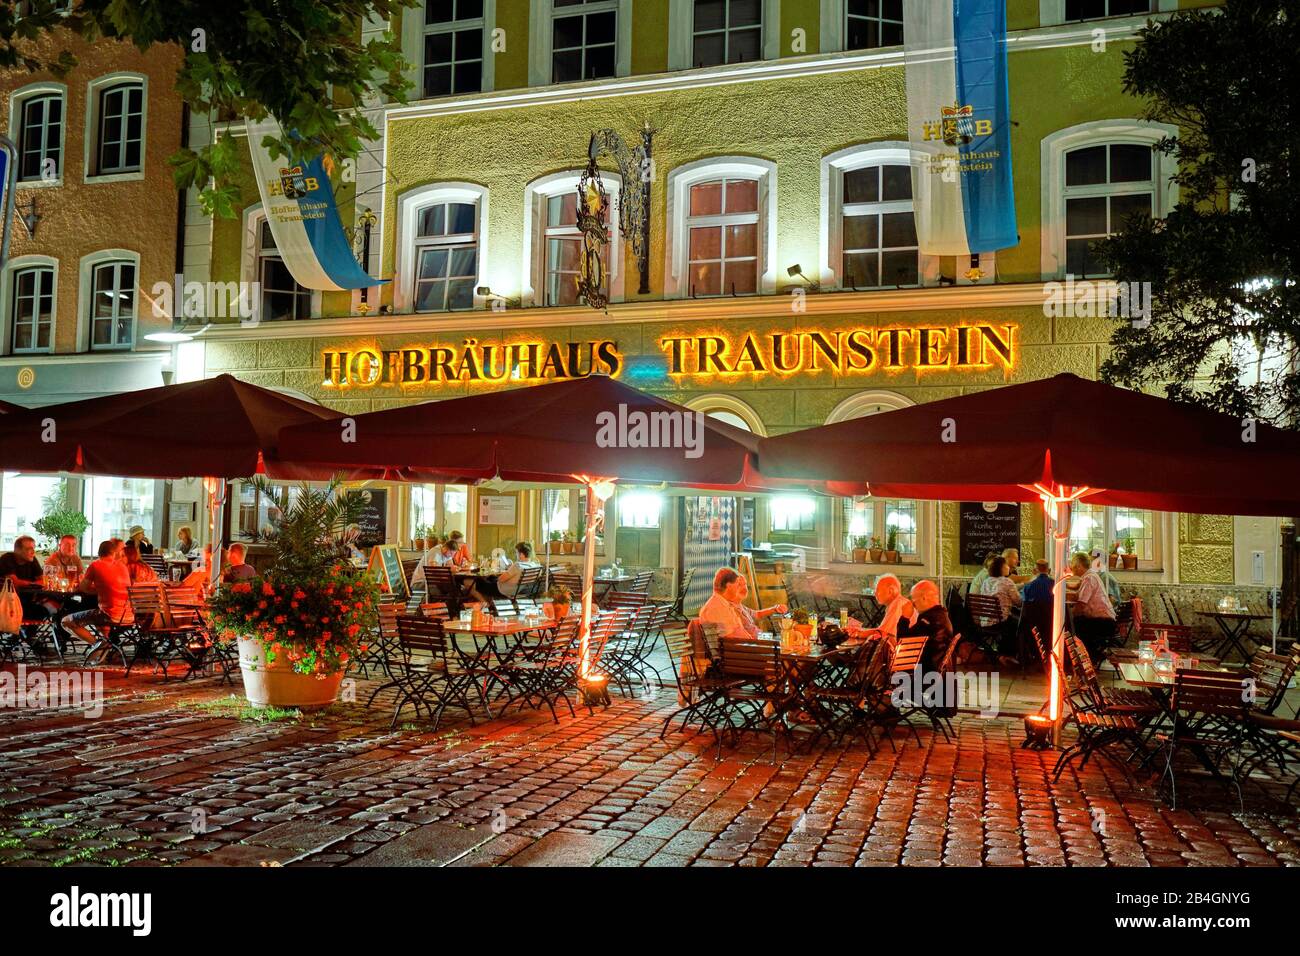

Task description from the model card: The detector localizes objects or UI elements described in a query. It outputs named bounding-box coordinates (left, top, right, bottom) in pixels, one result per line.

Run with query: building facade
left=0, top=16, right=189, bottom=552
left=6, top=1, right=1278, bottom=606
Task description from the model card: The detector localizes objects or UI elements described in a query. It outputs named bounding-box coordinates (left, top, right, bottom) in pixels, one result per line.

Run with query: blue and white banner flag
left=247, top=116, right=383, bottom=291
left=0, top=135, right=15, bottom=269
left=904, top=0, right=1017, bottom=256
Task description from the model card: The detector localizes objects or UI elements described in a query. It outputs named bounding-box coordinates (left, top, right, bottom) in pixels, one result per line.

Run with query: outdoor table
left=839, top=591, right=883, bottom=626
left=771, top=640, right=862, bottom=736
left=1194, top=609, right=1272, bottom=662
left=443, top=616, right=558, bottom=715
left=1117, top=658, right=1237, bottom=743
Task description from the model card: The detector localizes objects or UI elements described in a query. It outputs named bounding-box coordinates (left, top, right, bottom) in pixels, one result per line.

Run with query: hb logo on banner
left=270, top=165, right=319, bottom=200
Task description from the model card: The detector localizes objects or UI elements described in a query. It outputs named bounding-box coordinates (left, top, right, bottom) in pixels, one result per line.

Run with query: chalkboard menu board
left=355, top=489, right=387, bottom=548
left=367, top=544, right=408, bottom=599
left=958, top=502, right=1021, bottom=566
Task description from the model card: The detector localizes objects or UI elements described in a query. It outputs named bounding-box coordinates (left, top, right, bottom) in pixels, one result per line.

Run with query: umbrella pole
left=577, top=479, right=615, bottom=681
left=205, top=477, right=226, bottom=592
left=1050, top=494, right=1072, bottom=748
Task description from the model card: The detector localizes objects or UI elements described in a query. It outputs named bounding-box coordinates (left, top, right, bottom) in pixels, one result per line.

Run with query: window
left=1069, top=503, right=1160, bottom=568
left=10, top=266, right=54, bottom=352
left=256, top=221, right=312, bottom=321
left=541, top=487, right=604, bottom=555
left=87, top=477, right=154, bottom=548
left=771, top=495, right=817, bottom=533
left=18, top=93, right=62, bottom=182
left=414, top=200, right=478, bottom=311
left=552, top=0, right=618, bottom=82
left=423, top=0, right=485, bottom=97
left=543, top=191, right=609, bottom=306
left=524, top=171, right=622, bottom=308
left=89, top=260, right=135, bottom=349
left=617, top=490, right=662, bottom=529
left=841, top=496, right=917, bottom=557
left=693, top=0, right=762, bottom=67
left=95, top=82, right=143, bottom=175
left=841, top=163, right=919, bottom=288
left=410, top=483, right=469, bottom=538
left=1063, top=143, right=1154, bottom=277
left=0, top=474, right=66, bottom=550
left=1040, top=121, right=1175, bottom=280
left=1064, top=0, right=1151, bottom=20
left=667, top=158, right=775, bottom=298
left=687, top=178, right=759, bottom=296
left=846, top=0, right=903, bottom=50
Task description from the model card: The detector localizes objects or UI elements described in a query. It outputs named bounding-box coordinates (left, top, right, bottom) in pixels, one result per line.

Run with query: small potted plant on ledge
left=548, top=529, right=562, bottom=557
left=852, top=536, right=869, bottom=563
left=209, top=476, right=379, bottom=710
left=562, top=530, right=576, bottom=554
left=1109, top=541, right=1121, bottom=570
left=884, top=528, right=900, bottom=564
left=546, top=583, right=574, bottom=620
left=869, top=536, right=883, bottom=563
left=1121, top=537, right=1139, bottom=570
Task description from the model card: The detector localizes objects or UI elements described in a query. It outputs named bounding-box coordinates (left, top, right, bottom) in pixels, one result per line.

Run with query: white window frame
left=529, top=0, right=633, bottom=87
left=402, top=0, right=497, bottom=99
left=1040, top=119, right=1177, bottom=280
left=521, top=170, right=624, bottom=307
left=819, top=0, right=905, bottom=53
left=668, top=0, right=781, bottom=70
left=77, top=249, right=139, bottom=351
left=1, top=256, right=58, bottom=355
left=684, top=394, right=767, bottom=436
left=394, top=182, right=489, bottom=313
left=239, top=206, right=319, bottom=323
left=1039, top=0, right=1174, bottom=27
left=665, top=156, right=776, bottom=299
left=820, top=143, right=939, bottom=290
left=7, top=82, right=66, bottom=187
left=1067, top=502, right=1170, bottom=574
left=83, top=72, right=147, bottom=184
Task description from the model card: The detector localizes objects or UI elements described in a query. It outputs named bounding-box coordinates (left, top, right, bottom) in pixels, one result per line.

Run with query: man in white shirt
left=696, top=567, right=786, bottom=653
left=473, top=541, right=539, bottom=602
left=1070, top=551, right=1116, bottom=661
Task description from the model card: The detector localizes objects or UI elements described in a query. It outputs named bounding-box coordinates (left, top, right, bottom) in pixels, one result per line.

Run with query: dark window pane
left=458, top=0, right=483, bottom=19
left=846, top=19, right=878, bottom=50
left=880, top=211, right=917, bottom=248
left=731, top=0, right=762, bottom=27
left=425, top=32, right=453, bottom=63
left=447, top=278, right=475, bottom=310
left=452, top=59, right=481, bottom=93
left=586, top=44, right=616, bottom=79
left=843, top=252, right=878, bottom=288
left=880, top=21, right=904, bottom=47
left=424, top=64, right=453, bottom=97
left=418, top=204, right=446, bottom=237
left=1065, top=0, right=1108, bottom=20
left=449, top=202, right=476, bottom=234
left=1065, top=146, right=1106, bottom=186
left=1109, top=144, right=1152, bottom=183
left=881, top=249, right=919, bottom=286
left=843, top=167, right=879, bottom=204
left=728, top=29, right=761, bottom=63
left=1066, top=196, right=1107, bottom=236
left=694, top=33, right=725, bottom=67
left=553, top=15, right=585, bottom=49
left=586, top=11, right=616, bottom=44
left=425, top=2, right=456, bottom=25
left=843, top=214, right=878, bottom=251
left=694, top=0, right=725, bottom=31
left=881, top=164, right=912, bottom=201
left=454, top=28, right=481, bottom=58
left=553, top=49, right=583, bottom=83
left=1110, top=192, right=1152, bottom=226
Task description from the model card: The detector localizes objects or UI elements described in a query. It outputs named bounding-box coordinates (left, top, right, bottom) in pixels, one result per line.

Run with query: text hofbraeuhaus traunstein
left=320, top=323, right=1017, bottom=388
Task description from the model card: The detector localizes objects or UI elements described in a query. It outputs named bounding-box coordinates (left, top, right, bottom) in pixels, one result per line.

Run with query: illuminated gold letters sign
left=657, top=324, right=1016, bottom=377
left=322, top=339, right=621, bottom=388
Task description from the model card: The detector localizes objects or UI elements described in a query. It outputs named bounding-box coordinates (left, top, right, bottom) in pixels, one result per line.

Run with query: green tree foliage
left=1098, top=1, right=1300, bottom=426
left=1, top=0, right=416, bottom=217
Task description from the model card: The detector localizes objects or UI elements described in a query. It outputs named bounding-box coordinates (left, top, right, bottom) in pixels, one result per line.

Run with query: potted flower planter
left=1108, top=553, right=1119, bottom=569
left=414, top=537, right=426, bottom=552
left=852, top=547, right=868, bottom=563
left=238, top=637, right=343, bottom=709
left=1121, top=553, right=1138, bottom=570
left=884, top=550, right=899, bottom=563
left=869, top=548, right=883, bottom=563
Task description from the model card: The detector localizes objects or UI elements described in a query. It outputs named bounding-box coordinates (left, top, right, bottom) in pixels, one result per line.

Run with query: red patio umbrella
left=278, top=374, right=809, bottom=683
left=757, top=372, right=1300, bottom=740
left=0, top=399, right=23, bottom=414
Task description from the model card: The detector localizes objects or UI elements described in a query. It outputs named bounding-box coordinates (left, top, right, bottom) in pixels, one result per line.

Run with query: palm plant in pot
left=884, top=527, right=900, bottom=563
left=209, top=476, right=379, bottom=709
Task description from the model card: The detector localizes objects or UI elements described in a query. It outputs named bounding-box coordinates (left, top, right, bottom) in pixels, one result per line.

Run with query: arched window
left=78, top=250, right=140, bottom=350
left=2, top=256, right=57, bottom=354
left=10, top=84, right=65, bottom=183
left=522, top=171, right=623, bottom=307
left=85, top=74, right=147, bottom=180
left=395, top=183, right=489, bottom=313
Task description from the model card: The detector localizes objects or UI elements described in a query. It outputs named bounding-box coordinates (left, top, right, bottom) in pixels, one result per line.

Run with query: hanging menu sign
left=958, top=501, right=1021, bottom=566
left=355, top=489, right=387, bottom=548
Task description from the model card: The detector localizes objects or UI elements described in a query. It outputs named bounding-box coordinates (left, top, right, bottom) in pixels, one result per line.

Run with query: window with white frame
left=617, top=489, right=662, bottom=529
left=423, top=0, right=486, bottom=97
left=840, top=497, right=918, bottom=557
left=89, top=260, right=135, bottom=349
left=771, top=495, right=817, bottom=533
left=693, top=0, right=763, bottom=67
left=846, top=0, right=903, bottom=50
left=686, top=178, right=760, bottom=296
left=10, top=266, right=54, bottom=353
left=1062, top=142, right=1155, bottom=278
left=255, top=221, right=312, bottom=321
left=95, top=82, right=143, bottom=175
left=1069, top=503, right=1161, bottom=568
left=552, top=0, right=619, bottom=82
left=526, top=172, right=622, bottom=307
left=841, top=163, right=919, bottom=289
left=1064, top=0, right=1151, bottom=20
left=18, top=92, right=62, bottom=182
left=544, top=190, right=607, bottom=306
left=413, top=199, right=479, bottom=311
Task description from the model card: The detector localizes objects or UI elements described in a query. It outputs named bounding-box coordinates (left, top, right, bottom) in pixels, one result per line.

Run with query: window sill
left=17, top=178, right=62, bottom=190
left=84, top=171, right=145, bottom=184
left=828, top=560, right=924, bottom=572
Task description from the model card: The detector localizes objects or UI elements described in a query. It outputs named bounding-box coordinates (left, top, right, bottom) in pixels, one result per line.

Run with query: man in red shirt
left=64, top=539, right=134, bottom=644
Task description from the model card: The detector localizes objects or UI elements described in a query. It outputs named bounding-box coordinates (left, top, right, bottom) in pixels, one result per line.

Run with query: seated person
left=1017, top=559, right=1055, bottom=663
left=874, top=573, right=917, bottom=646
left=174, top=526, right=196, bottom=556
left=1089, top=548, right=1124, bottom=605
left=899, top=580, right=954, bottom=673
left=1, top=535, right=50, bottom=622
left=180, top=545, right=216, bottom=593
left=495, top=542, right=539, bottom=600
left=222, top=543, right=257, bottom=583
left=1003, top=547, right=1029, bottom=584
left=1070, top=551, right=1117, bottom=662
left=123, top=542, right=159, bottom=584
left=44, top=534, right=86, bottom=584
left=65, top=539, right=134, bottom=643
left=128, top=525, right=155, bottom=556
left=696, top=567, right=786, bottom=652
left=409, top=535, right=442, bottom=589
left=968, top=552, right=997, bottom=598
left=978, top=555, right=1023, bottom=667
left=446, top=531, right=473, bottom=567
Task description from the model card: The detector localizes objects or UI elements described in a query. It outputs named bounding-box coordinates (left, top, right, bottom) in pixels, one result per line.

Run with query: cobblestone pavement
left=1, top=665, right=1297, bottom=868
